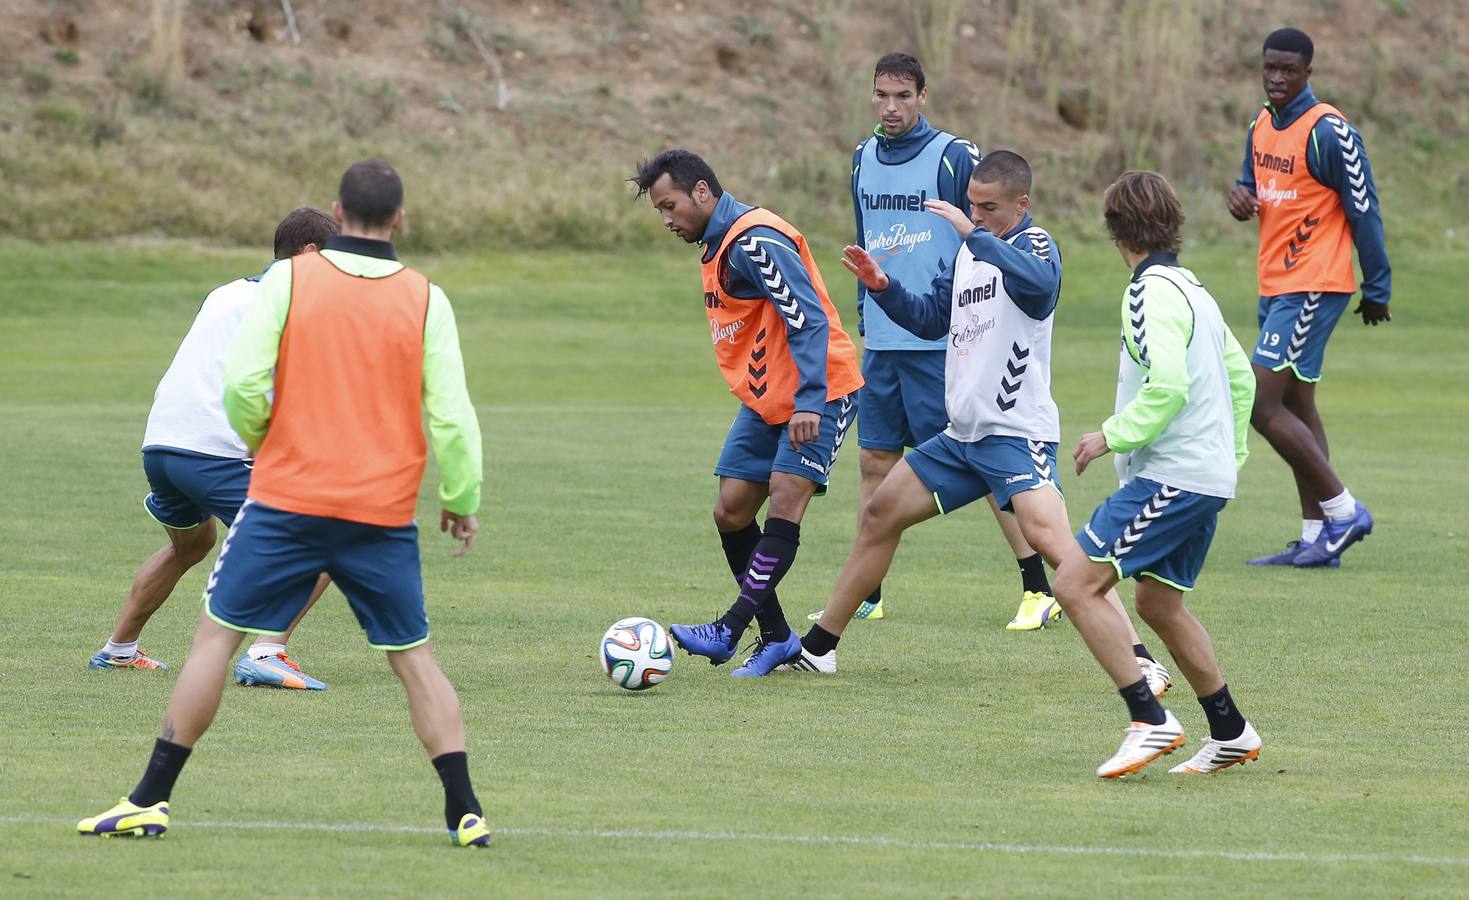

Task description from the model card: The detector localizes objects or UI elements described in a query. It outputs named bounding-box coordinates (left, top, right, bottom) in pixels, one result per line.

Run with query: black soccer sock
left=128, top=738, right=192, bottom=807
left=1119, top=678, right=1166, bottom=725
left=1017, top=553, right=1051, bottom=595
left=719, top=518, right=801, bottom=640
left=802, top=623, right=840, bottom=657
left=719, top=523, right=790, bottom=642
left=431, top=751, right=483, bottom=831
left=1198, top=684, right=1248, bottom=741
left=862, top=584, right=882, bottom=607
left=1133, top=643, right=1154, bottom=663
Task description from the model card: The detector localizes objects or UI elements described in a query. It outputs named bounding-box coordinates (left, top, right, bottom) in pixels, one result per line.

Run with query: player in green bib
left=1056, top=172, right=1264, bottom=779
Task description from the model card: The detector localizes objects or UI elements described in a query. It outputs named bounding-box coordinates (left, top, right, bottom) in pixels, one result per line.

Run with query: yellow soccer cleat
left=77, top=797, right=169, bottom=838
left=450, top=812, right=492, bottom=847
left=1006, top=591, right=1061, bottom=631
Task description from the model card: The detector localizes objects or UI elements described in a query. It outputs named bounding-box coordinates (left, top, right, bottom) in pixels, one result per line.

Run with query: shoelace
left=691, top=622, right=731, bottom=643
left=273, top=652, right=303, bottom=672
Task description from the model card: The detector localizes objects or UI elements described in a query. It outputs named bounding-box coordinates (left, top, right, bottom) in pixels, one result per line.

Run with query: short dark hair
left=630, top=149, right=723, bottom=199
left=1264, top=27, right=1313, bottom=65
left=273, top=207, right=337, bottom=258
left=1103, top=170, right=1184, bottom=255
left=874, top=52, right=925, bottom=93
left=338, top=159, right=404, bottom=228
left=972, top=150, right=1032, bottom=195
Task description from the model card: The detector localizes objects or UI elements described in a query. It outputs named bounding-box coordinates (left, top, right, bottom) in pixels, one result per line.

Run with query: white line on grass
left=4, top=816, right=1466, bottom=867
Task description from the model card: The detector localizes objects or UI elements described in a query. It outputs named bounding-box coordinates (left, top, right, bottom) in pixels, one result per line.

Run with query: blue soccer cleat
left=233, top=651, right=327, bottom=690
left=668, top=621, right=737, bottom=665
left=1293, top=503, right=1373, bottom=568
left=88, top=649, right=169, bottom=670
left=1247, top=539, right=1339, bottom=568
left=731, top=631, right=802, bottom=677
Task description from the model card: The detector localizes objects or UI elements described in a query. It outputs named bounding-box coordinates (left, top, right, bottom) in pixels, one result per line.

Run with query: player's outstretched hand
left=1355, top=299, right=1391, bottom=325
left=1226, top=186, right=1260, bottom=221
left=922, top=199, right=975, bottom=237
left=841, top=245, right=890, bottom=292
left=441, top=509, right=478, bottom=557
left=788, top=411, right=821, bottom=450
left=1073, top=431, right=1111, bottom=476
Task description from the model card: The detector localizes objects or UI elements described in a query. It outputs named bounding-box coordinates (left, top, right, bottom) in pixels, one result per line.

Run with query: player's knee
left=1051, top=563, right=1085, bottom=604
left=711, top=502, right=752, bottom=533
left=857, top=496, right=900, bottom=540
left=1249, top=402, right=1280, bottom=433
left=859, top=450, right=899, bottom=483
left=1135, top=592, right=1180, bottom=628
left=172, top=529, right=215, bottom=568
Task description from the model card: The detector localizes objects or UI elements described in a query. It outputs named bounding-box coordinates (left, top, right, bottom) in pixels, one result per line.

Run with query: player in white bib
left=781, top=152, right=1167, bottom=699
left=827, top=51, right=1054, bottom=629
left=1058, top=172, right=1263, bottom=778
left=88, top=209, right=335, bottom=690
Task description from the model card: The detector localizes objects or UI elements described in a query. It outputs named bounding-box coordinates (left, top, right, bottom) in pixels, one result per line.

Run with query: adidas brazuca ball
left=600, top=616, right=673, bottom=691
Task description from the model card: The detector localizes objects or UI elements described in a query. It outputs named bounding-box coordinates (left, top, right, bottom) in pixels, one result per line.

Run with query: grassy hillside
left=1, top=0, right=1466, bottom=253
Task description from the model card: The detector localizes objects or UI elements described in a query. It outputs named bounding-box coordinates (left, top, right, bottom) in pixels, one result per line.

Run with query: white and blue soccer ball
left=600, top=616, right=673, bottom=691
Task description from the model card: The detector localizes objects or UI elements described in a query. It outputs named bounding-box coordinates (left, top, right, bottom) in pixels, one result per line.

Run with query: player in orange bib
left=632, top=149, right=863, bottom=677
left=1227, top=28, right=1391, bottom=569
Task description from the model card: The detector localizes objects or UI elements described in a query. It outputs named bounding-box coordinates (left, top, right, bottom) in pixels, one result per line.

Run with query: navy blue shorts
left=1253, top=292, right=1350, bottom=382
left=1076, top=478, right=1228, bottom=591
left=204, top=499, right=428, bottom=650
left=856, top=349, right=947, bottom=452
left=142, top=447, right=251, bottom=529
left=906, top=433, right=1059, bottom=514
left=714, top=393, right=856, bottom=491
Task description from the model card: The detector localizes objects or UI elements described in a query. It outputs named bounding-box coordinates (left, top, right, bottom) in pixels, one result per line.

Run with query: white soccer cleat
left=1169, top=721, right=1262, bottom=774
left=778, top=646, right=837, bottom=673
left=1140, top=656, right=1172, bottom=698
left=1096, top=709, right=1185, bottom=779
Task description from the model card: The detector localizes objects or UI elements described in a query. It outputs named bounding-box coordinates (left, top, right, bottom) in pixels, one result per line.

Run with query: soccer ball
left=600, top=616, right=673, bottom=691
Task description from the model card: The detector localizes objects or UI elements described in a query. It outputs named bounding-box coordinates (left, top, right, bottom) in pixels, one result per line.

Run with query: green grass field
left=1, top=235, right=1466, bottom=897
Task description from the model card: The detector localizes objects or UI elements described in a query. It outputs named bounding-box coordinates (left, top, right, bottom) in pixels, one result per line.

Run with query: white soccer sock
left=1301, top=519, right=1324, bottom=544
left=102, top=640, right=138, bottom=659
left=1320, top=489, right=1357, bottom=521
left=249, top=641, right=286, bottom=661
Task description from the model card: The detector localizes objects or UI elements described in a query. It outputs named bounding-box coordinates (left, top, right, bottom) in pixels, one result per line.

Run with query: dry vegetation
left=1, top=0, right=1465, bottom=251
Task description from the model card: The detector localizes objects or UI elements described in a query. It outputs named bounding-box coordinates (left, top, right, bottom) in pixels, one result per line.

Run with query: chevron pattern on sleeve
left=1110, top=485, right=1181, bottom=558
left=1326, top=116, right=1370, bottom=214
left=1024, top=229, right=1052, bottom=261
left=954, top=139, right=981, bottom=165
left=1128, top=282, right=1149, bottom=365
left=737, top=236, right=807, bottom=330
